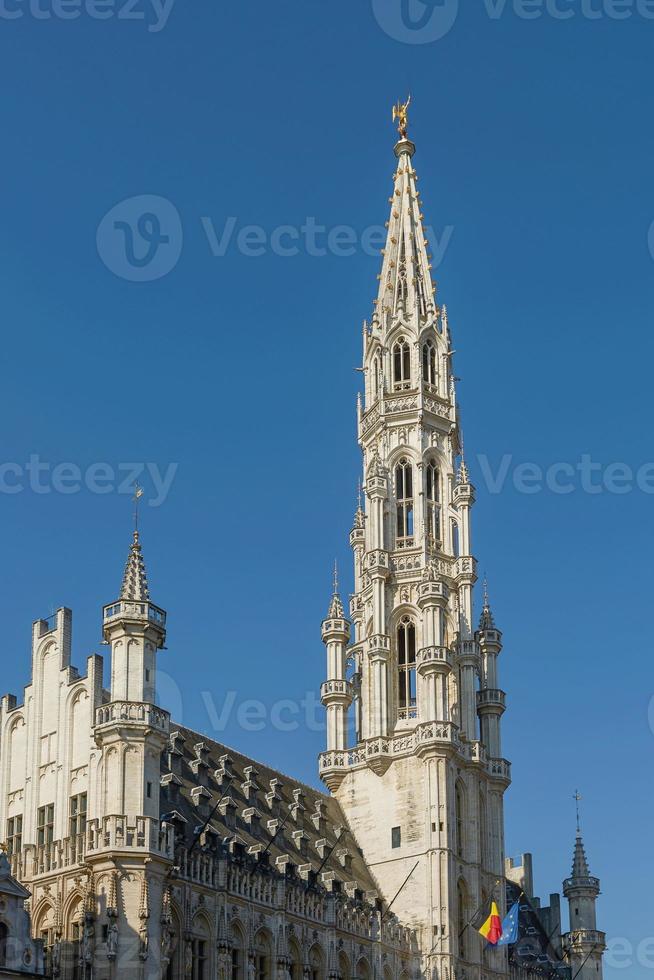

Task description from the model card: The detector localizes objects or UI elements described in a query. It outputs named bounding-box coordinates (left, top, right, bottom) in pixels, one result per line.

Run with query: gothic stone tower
left=319, top=112, right=512, bottom=980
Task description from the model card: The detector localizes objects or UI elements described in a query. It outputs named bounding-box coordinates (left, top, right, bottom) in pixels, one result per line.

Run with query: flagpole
left=380, top=861, right=419, bottom=924
left=459, top=879, right=504, bottom=939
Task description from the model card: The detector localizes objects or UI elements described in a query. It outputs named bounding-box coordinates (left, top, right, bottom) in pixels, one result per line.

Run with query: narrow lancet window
left=398, top=616, right=417, bottom=720
left=422, top=341, right=437, bottom=387
left=426, top=460, right=441, bottom=544
left=395, top=459, right=414, bottom=546
left=392, top=338, right=411, bottom=389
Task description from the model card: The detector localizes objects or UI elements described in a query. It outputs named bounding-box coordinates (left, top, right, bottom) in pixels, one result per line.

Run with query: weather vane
left=133, top=483, right=144, bottom=533
left=573, top=789, right=582, bottom=834
left=392, top=95, right=411, bottom=140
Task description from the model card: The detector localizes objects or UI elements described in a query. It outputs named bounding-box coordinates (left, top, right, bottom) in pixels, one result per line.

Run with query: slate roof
left=161, top=724, right=383, bottom=903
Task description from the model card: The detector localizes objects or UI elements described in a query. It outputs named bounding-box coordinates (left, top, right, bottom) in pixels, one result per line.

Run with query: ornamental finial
left=573, top=789, right=582, bottom=835
left=392, top=95, right=411, bottom=140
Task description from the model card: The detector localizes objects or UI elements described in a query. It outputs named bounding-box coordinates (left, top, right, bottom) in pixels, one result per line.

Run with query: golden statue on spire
left=392, top=95, right=411, bottom=139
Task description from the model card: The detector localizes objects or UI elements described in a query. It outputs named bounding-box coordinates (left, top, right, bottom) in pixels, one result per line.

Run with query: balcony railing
left=86, top=815, right=174, bottom=858
left=320, top=680, right=354, bottom=702
left=476, top=689, right=506, bottom=709
left=103, top=599, right=166, bottom=628
left=95, top=701, right=170, bottom=734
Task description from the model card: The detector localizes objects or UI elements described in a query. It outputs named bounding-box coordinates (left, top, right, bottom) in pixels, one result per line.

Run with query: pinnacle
left=120, top=530, right=150, bottom=601
left=327, top=592, right=345, bottom=619
left=478, top=579, right=495, bottom=630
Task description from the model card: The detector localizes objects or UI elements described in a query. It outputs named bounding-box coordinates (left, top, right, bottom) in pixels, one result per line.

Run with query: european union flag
left=497, top=901, right=520, bottom=947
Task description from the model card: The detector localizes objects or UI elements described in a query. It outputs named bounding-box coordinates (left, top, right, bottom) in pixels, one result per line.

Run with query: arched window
left=392, top=338, right=411, bottom=389
left=425, top=461, right=441, bottom=544
left=338, top=952, right=350, bottom=980
left=191, top=918, right=210, bottom=980
left=254, top=931, right=271, bottom=980
left=397, top=617, right=417, bottom=720
left=422, top=341, right=437, bottom=387
left=289, top=940, right=302, bottom=980
left=395, top=459, right=414, bottom=546
left=309, top=944, right=325, bottom=980
left=230, top=924, right=245, bottom=980
left=457, top=879, right=469, bottom=961
left=356, top=958, right=371, bottom=980
left=456, top=781, right=466, bottom=859
left=0, top=924, right=7, bottom=967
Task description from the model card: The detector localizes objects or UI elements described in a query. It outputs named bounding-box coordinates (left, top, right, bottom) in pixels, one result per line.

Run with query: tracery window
left=397, top=617, right=417, bottom=720
left=425, top=460, right=441, bottom=544
left=422, top=340, right=437, bottom=387
left=395, top=459, right=414, bottom=546
left=392, top=338, right=411, bottom=389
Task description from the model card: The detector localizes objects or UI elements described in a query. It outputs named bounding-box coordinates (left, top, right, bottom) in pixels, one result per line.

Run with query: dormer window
left=395, top=459, right=414, bottom=547
left=392, top=338, right=411, bottom=390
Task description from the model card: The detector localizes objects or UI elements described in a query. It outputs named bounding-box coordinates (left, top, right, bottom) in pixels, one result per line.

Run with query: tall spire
left=571, top=833, right=592, bottom=879
left=372, top=100, right=437, bottom=326
left=120, top=531, right=150, bottom=601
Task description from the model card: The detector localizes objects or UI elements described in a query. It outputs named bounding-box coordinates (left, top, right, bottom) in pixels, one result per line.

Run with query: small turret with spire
left=562, top=794, right=606, bottom=980
left=102, top=521, right=167, bottom=705
left=320, top=563, right=352, bottom=789
left=475, top=578, right=505, bottom=759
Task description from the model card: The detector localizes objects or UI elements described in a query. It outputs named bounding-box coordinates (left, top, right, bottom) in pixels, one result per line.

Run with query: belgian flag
left=471, top=899, right=503, bottom=946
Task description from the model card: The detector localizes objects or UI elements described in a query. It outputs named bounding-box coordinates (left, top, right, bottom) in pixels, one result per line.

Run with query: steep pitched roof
left=162, top=723, right=382, bottom=900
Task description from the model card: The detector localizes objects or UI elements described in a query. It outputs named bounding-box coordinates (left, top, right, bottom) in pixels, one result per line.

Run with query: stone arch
left=191, top=912, right=212, bottom=980
left=288, top=936, right=302, bottom=980
left=253, top=929, right=273, bottom=980
left=308, top=943, right=325, bottom=980
left=230, top=920, right=246, bottom=980
left=355, top=956, right=370, bottom=980
left=337, top=950, right=350, bottom=980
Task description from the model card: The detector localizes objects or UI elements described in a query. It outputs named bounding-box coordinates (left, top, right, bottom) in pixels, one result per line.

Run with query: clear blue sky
left=1, top=2, right=652, bottom=975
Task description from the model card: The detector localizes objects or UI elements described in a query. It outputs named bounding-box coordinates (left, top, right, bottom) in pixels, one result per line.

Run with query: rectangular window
left=37, top=805, right=55, bottom=848
left=69, top=793, right=87, bottom=838
left=391, top=826, right=401, bottom=849
left=7, top=815, right=23, bottom=857
left=147, top=782, right=153, bottom=799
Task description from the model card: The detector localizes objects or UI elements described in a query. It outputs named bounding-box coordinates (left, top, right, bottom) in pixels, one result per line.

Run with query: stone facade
left=0, top=113, right=605, bottom=980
